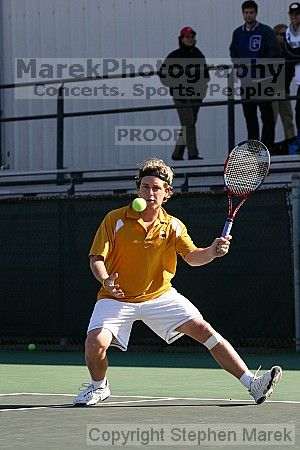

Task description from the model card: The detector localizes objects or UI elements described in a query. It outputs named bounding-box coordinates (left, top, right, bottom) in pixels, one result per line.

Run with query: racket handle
left=222, top=220, right=233, bottom=237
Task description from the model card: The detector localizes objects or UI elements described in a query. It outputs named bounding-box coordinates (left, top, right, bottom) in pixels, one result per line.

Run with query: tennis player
left=73, top=158, right=282, bottom=406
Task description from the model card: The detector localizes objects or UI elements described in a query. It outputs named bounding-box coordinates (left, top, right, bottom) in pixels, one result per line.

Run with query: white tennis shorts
left=87, top=288, right=202, bottom=351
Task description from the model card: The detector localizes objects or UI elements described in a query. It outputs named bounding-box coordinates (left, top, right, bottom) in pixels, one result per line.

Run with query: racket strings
left=225, top=142, right=269, bottom=196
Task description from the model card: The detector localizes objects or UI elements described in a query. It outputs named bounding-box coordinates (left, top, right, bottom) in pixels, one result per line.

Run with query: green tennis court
left=1, top=350, right=299, bottom=449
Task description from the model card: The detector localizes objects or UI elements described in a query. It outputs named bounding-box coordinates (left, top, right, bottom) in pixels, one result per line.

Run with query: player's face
left=242, top=8, right=257, bottom=25
left=139, top=176, right=169, bottom=208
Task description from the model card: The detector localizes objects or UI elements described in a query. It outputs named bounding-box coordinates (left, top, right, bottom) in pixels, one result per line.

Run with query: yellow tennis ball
left=132, top=198, right=147, bottom=212
left=28, top=343, right=36, bottom=351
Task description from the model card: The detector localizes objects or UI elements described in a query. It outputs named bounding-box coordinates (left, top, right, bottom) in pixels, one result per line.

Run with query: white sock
left=239, top=371, right=254, bottom=390
left=92, top=377, right=107, bottom=389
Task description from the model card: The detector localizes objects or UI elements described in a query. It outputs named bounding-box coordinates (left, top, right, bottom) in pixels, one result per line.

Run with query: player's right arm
left=89, top=211, right=125, bottom=298
left=89, top=255, right=109, bottom=284
left=90, top=255, right=124, bottom=298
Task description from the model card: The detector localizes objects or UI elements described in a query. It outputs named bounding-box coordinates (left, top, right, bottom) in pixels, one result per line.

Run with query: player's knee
left=85, top=329, right=111, bottom=354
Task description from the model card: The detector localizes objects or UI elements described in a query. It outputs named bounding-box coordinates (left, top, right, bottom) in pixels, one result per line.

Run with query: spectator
left=159, top=27, right=210, bottom=160
left=229, top=1, right=281, bottom=151
left=272, top=24, right=296, bottom=155
left=286, top=2, right=300, bottom=153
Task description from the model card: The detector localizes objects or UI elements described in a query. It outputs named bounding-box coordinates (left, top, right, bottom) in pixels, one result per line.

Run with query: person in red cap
left=159, top=27, right=210, bottom=161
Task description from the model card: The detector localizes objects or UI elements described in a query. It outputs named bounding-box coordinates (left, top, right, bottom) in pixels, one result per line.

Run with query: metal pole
left=0, top=106, right=2, bottom=168
left=56, top=85, right=64, bottom=184
left=227, top=69, right=235, bottom=152
left=292, top=174, right=300, bottom=351
left=0, top=0, right=3, bottom=169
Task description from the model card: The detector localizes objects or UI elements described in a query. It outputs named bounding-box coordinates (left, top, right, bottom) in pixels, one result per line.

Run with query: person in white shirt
left=286, top=2, right=300, bottom=152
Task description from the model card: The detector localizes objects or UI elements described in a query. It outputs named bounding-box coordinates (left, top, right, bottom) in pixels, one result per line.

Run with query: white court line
left=0, top=396, right=173, bottom=413
left=101, top=397, right=174, bottom=406
left=0, top=393, right=300, bottom=405
left=0, top=393, right=165, bottom=399
left=0, top=406, right=56, bottom=412
left=159, top=397, right=300, bottom=404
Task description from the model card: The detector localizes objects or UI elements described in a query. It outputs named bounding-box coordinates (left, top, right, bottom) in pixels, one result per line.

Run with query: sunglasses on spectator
left=275, top=32, right=286, bottom=36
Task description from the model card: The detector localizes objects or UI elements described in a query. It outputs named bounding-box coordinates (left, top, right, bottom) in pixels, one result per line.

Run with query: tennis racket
left=222, top=140, right=270, bottom=237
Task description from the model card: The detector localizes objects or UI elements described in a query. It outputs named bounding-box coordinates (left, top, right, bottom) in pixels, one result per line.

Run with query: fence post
left=0, top=107, right=2, bottom=169
left=227, top=69, right=235, bottom=151
left=0, top=0, right=2, bottom=169
left=292, top=174, right=300, bottom=351
left=56, top=85, right=64, bottom=184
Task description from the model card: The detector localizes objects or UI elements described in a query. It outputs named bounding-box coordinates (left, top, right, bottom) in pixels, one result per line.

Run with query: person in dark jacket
left=159, top=27, right=210, bottom=160
left=229, top=1, right=281, bottom=151
left=272, top=23, right=296, bottom=155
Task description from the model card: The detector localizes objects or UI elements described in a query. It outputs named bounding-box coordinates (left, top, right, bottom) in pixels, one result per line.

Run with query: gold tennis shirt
left=89, top=204, right=197, bottom=302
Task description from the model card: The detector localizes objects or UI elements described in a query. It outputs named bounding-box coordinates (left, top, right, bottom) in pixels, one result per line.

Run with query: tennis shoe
left=73, top=380, right=110, bottom=406
left=249, top=366, right=282, bottom=404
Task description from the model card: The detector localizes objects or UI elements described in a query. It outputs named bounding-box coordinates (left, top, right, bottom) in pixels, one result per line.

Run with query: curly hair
left=136, top=158, right=174, bottom=201
left=273, top=24, right=287, bottom=33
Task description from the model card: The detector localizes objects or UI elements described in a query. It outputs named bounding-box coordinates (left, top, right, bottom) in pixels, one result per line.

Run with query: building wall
left=0, top=0, right=291, bottom=171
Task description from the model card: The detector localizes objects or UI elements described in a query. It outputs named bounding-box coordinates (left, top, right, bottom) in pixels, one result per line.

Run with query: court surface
left=0, top=350, right=299, bottom=449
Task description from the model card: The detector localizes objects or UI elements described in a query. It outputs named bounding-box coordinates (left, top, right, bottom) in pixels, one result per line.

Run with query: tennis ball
left=28, top=343, right=36, bottom=351
left=132, top=198, right=147, bottom=212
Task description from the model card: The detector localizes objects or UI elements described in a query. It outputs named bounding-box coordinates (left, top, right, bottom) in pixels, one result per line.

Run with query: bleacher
left=0, top=154, right=300, bottom=198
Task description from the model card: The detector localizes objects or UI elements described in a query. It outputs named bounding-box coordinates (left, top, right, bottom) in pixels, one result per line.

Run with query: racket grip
left=222, top=220, right=233, bottom=237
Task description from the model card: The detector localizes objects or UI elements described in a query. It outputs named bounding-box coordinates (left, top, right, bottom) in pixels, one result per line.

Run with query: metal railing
left=0, top=61, right=299, bottom=182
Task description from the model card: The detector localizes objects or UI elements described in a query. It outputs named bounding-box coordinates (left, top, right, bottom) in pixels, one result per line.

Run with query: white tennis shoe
left=73, top=380, right=110, bottom=406
left=249, top=366, right=282, bottom=404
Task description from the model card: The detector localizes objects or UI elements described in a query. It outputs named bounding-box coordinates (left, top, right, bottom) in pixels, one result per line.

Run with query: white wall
left=0, top=0, right=292, bottom=170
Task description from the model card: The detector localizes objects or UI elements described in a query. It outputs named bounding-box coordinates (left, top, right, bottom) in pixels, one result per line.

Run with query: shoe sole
left=256, top=366, right=282, bottom=405
left=73, top=394, right=110, bottom=407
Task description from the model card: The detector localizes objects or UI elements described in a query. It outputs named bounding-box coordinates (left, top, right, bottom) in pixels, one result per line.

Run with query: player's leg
left=177, top=317, right=248, bottom=378
left=177, top=317, right=282, bottom=404
left=85, top=327, right=113, bottom=382
left=73, top=299, right=136, bottom=406
left=73, top=327, right=112, bottom=406
left=142, top=291, right=247, bottom=377
left=141, top=291, right=282, bottom=404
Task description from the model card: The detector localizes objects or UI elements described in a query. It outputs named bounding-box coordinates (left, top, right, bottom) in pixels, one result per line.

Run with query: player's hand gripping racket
left=222, top=140, right=270, bottom=237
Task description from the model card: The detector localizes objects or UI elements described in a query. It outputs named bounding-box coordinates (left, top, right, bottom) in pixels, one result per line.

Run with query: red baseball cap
left=180, top=27, right=196, bottom=37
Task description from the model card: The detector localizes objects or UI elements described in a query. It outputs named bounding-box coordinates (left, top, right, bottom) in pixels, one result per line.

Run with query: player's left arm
left=184, top=236, right=232, bottom=266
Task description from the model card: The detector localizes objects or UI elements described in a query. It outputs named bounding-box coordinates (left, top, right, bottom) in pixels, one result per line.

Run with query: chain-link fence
left=0, top=188, right=294, bottom=351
